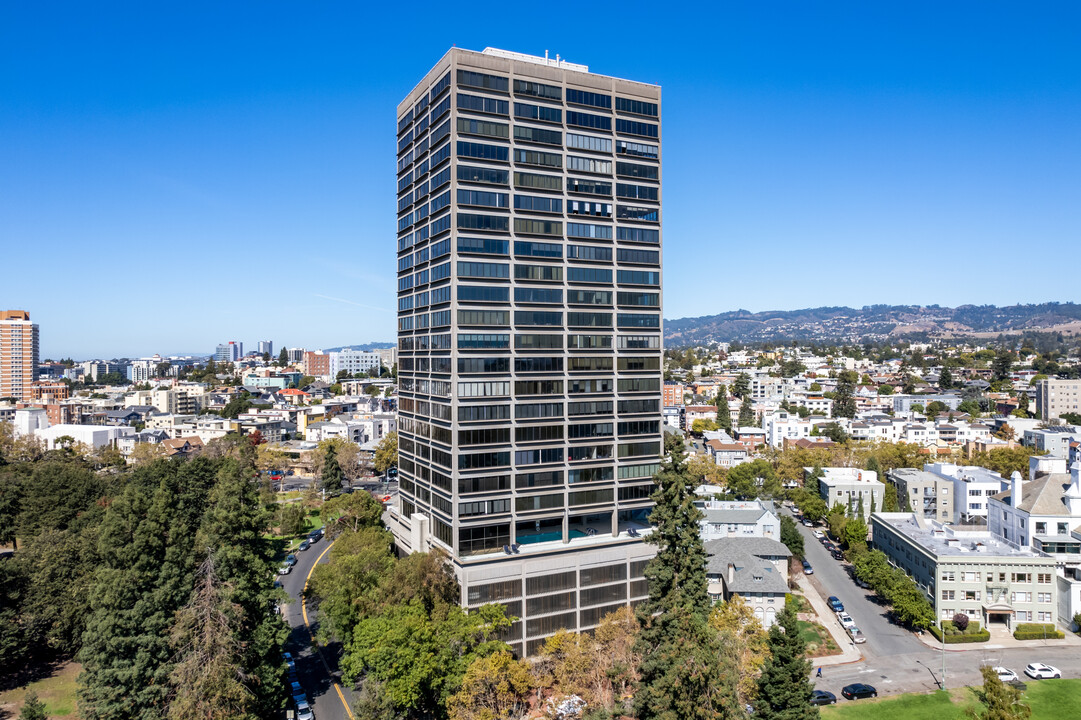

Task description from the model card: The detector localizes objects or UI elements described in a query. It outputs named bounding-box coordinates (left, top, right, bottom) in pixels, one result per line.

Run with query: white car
left=277, top=564, right=292, bottom=575
left=812, top=530, right=824, bottom=538
left=1024, top=663, right=1061, bottom=679
left=994, top=667, right=1018, bottom=683
left=837, top=612, right=855, bottom=629
left=848, top=626, right=866, bottom=644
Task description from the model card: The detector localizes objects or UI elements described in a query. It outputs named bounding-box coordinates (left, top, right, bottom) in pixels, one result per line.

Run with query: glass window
left=457, top=141, right=509, bottom=162
left=513, top=79, right=561, bottom=100
left=514, top=102, right=562, bottom=123
left=513, top=125, right=562, bottom=146
left=458, top=213, right=510, bottom=232
left=514, top=149, right=562, bottom=168
left=514, top=195, right=563, bottom=214
left=457, top=189, right=508, bottom=208
left=567, top=133, right=613, bottom=153
left=514, top=172, right=562, bottom=191
left=514, top=240, right=563, bottom=258
left=457, top=93, right=509, bottom=116
left=457, top=70, right=509, bottom=92
left=615, top=97, right=659, bottom=117
left=567, top=89, right=612, bottom=110
left=457, top=117, right=509, bottom=139
left=458, top=165, right=509, bottom=186
left=567, top=111, right=612, bottom=131
left=456, top=333, right=510, bottom=349
left=616, top=119, right=658, bottom=138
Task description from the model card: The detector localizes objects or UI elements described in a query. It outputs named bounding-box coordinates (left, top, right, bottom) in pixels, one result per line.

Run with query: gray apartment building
left=1036, top=378, right=1081, bottom=421
left=888, top=467, right=955, bottom=523
left=389, top=47, right=664, bottom=656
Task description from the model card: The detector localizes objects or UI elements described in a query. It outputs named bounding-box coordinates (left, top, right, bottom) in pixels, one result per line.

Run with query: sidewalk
left=915, top=624, right=1081, bottom=653
left=794, top=573, right=863, bottom=666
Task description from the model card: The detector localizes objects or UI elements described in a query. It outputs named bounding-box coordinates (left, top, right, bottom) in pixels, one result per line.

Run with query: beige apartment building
left=0, top=310, right=39, bottom=403
left=1036, top=378, right=1081, bottom=421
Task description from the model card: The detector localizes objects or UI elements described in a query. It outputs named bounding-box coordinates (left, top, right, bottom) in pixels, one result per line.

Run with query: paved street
left=787, top=509, right=1081, bottom=699
left=279, top=535, right=355, bottom=720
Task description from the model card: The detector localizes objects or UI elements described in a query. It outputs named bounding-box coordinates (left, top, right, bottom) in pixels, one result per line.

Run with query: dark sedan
left=842, top=683, right=877, bottom=700
left=810, top=690, right=837, bottom=706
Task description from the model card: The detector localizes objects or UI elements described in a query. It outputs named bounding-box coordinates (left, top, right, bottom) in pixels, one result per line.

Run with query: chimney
left=727, top=562, right=735, bottom=585
left=1011, top=470, right=1023, bottom=508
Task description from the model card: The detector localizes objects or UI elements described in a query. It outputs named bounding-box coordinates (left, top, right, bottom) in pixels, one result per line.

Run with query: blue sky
left=2, top=2, right=1079, bottom=359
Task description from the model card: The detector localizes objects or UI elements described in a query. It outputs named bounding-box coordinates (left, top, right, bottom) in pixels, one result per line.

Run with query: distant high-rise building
left=214, top=341, right=242, bottom=364
left=1036, top=378, right=1081, bottom=421
left=390, top=48, right=663, bottom=655
left=328, top=350, right=381, bottom=378
left=258, top=340, right=274, bottom=357
left=1, top=310, right=40, bottom=402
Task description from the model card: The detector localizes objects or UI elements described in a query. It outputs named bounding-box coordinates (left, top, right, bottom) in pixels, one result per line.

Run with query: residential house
left=704, top=537, right=791, bottom=627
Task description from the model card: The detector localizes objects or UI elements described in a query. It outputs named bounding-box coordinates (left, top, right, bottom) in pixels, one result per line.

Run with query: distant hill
left=663, top=302, right=1081, bottom=345
left=322, top=342, right=396, bottom=352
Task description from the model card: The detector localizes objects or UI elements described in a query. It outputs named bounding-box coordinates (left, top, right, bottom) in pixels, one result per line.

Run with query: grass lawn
left=797, top=620, right=840, bottom=657
left=0, top=661, right=80, bottom=717
left=820, top=679, right=1081, bottom=720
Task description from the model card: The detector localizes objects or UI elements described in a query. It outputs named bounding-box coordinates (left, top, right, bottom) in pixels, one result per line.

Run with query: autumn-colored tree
left=708, top=595, right=769, bottom=708
left=374, top=431, right=398, bottom=474
left=129, top=442, right=165, bottom=466
left=448, top=649, right=534, bottom=720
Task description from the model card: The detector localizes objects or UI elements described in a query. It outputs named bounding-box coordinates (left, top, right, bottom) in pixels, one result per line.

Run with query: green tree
left=938, top=366, right=954, bottom=390
left=277, top=348, right=288, bottom=366
left=754, top=606, right=817, bottom=720
left=634, top=437, right=737, bottom=720
left=321, top=443, right=344, bottom=492
left=374, top=431, right=398, bottom=474
left=992, top=351, right=1014, bottom=382
left=323, top=491, right=385, bottom=535
left=715, top=385, right=732, bottom=432
left=842, top=515, right=869, bottom=551
left=732, top=373, right=750, bottom=399
left=833, top=371, right=857, bottom=419
left=167, top=553, right=255, bottom=720
left=973, top=664, right=1031, bottom=720
left=195, top=459, right=289, bottom=718
left=877, top=384, right=894, bottom=395
left=738, top=397, right=755, bottom=428
left=19, top=692, right=48, bottom=720
left=780, top=515, right=805, bottom=558
left=726, top=459, right=782, bottom=500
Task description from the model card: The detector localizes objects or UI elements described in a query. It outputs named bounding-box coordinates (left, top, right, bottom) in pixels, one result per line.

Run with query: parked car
left=842, top=683, right=877, bottom=700
left=298, top=539, right=311, bottom=552
left=812, top=529, right=824, bottom=538
left=278, top=564, right=292, bottom=575
left=827, top=596, right=844, bottom=612
left=290, top=680, right=303, bottom=697
left=810, top=690, right=837, bottom=706
left=856, top=578, right=870, bottom=589
left=831, top=550, right=845, bottom=561
left=837, top=612, right=855, bottom=629
left=1025, top=663, right=1061, bottom=679
left=848, top=626, right=866, bottom=644
left=308, top=528, right=323, bottom=543
left=285, top=554, right=298, bottom=567
left=802, top=559, right=813, bottom=575
left=994, top=667, right=1018, bottom=683
left=804, top=519, right=816, bottom=528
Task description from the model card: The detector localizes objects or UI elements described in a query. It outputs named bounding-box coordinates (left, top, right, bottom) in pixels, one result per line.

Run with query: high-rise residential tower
left=0, top=310, right=40, bottom=403
left=391, top=48, right=663, bottom=655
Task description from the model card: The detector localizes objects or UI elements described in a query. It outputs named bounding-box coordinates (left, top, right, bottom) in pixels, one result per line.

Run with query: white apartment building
left=924, top=462, right=1008, bottom=524
left=764, top=410, right=812, bottom=448
left=328, top=349, right=382, bottom=378
left=817, top=467, right=884, bottom=520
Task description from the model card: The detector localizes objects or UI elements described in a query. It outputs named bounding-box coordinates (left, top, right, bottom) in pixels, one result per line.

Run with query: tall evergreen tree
left=635, top=438, right=737, bottom=720
left=277, top=348, right=289, bottom=366
left=167, top=553, right=255, bottom=720
left=715, top=385, right=732, bottom=432
left=754, top=606, right=817, bottom=720
left=732, top=373, right=751, bottom=399
left=197, top=459, right=288, bottom=718
left=322, top=444, right=344, bottom=492
left=938, top=365, right=954, bottom=390
left=833, top=371, right=857, bottom=419
left=738, top=397, right=755, bottom=428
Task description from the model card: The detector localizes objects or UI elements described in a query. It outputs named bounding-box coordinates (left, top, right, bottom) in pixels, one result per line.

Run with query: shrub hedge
left=1013, top=623, right=1065, bottom=640
left=929, top=620, right=990, bottom=643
